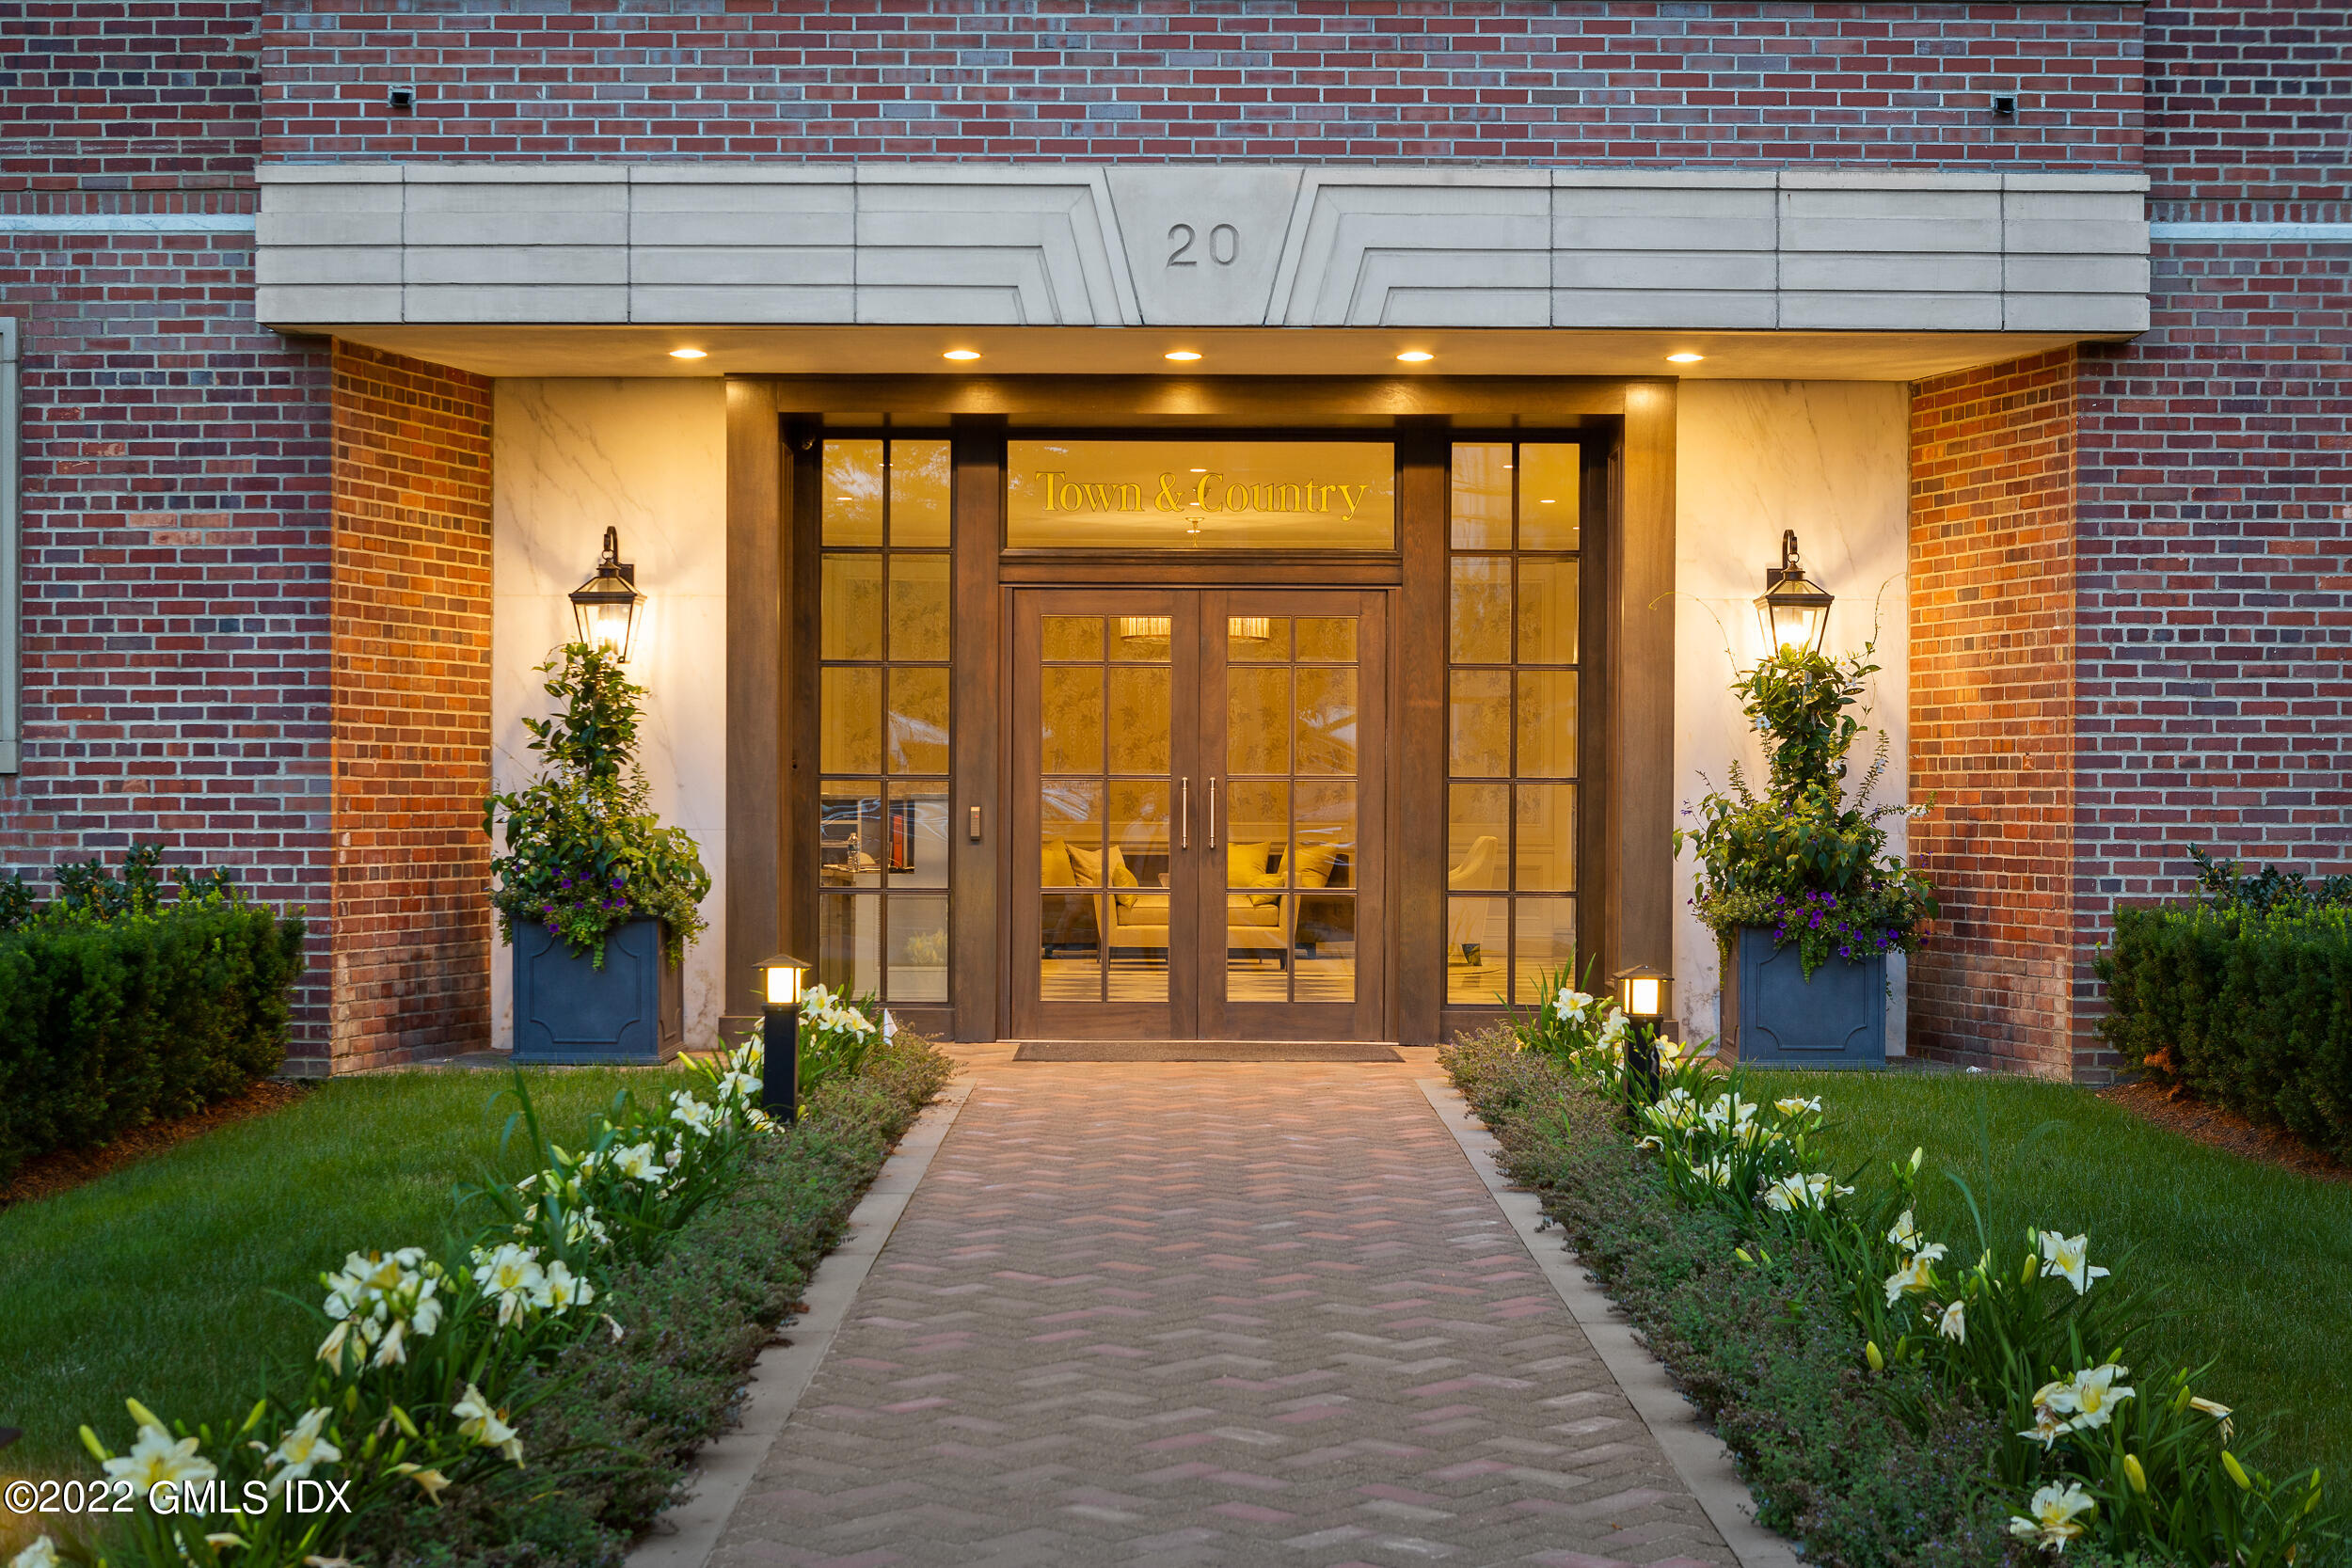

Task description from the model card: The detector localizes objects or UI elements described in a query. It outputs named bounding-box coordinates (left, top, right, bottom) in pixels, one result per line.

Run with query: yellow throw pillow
left=1041, top=837, right=1074, bottom=887
left=1283, top=843, right=1343, bottom=890
left=1110, top=847, right=1139, bottom=910
left=1248, top=870, right=1286, bottom=908
left=1226, top=840, right=1271, bottom=887
left=1066, top=842, right=1104, bottom=886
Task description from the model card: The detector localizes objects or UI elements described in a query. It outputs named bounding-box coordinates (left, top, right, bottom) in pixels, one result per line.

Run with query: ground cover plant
left=1450, top=990, right=2345, bottom=1568
left=0, top=846, right=305, bottom=1181
left=1794, top=1069, right=2352, bottom=1498
left=2, top=1013, right=950, bottom=1568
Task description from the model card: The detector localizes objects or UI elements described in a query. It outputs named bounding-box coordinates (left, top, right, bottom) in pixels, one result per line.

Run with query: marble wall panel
left=492, top=378, right=731, bottom=1051
left=1672, top=381, right=1912, bottom=1054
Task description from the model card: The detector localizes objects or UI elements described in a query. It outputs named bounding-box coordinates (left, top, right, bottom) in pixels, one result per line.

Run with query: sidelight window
left=1445, top=441, right=1582, bottom=1006
left=817, top=437, right=952, bottom=1004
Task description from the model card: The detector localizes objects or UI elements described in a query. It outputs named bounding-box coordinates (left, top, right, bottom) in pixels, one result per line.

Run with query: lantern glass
left=574, top=591, right=639, bottom=659
left=1613, top=964, right=1669, bottom=1021
left=757, top=953, right=810, bottom=1007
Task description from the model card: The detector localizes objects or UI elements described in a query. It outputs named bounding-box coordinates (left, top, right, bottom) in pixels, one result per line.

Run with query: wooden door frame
left=725, top=375, right=1677, bottom=1046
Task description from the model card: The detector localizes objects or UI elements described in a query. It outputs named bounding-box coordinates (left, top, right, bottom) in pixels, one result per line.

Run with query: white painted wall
left=491, top=378, right=730, bottom=1052
left=1671, top=381, right=1912, bottom=1053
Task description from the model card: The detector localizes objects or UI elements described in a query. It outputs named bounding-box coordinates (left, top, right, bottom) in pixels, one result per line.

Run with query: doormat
left=1013, top=1041, right=1404, bottom=1062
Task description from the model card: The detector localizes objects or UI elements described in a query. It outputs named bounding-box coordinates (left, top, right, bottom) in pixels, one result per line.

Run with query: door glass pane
left=1105, top=781, right=1168, bottom=1004
left=887, top=667, right=950, bottom=774
left=1227, top=667, right=1291, bottom=775
left=1447, top=784, right=1508, bottom=893
left=1447, top=896, right=1507, bottom=1004
left=1515, top=898, right=1576, bottom=1003
left=1516, top=671, right=1577, bottom=778
left=886, top=782, right=949, bottom=888
left=1295, top=895, right=1356, bottom=1002
left=888, top=894, right=949, bottom=1001
left=1041, top=666, right=1104, bottom=774
left=819, top=893, right=880, bottom=995
left=820, top=667, right=880, bottom=774
left=1518, top=444, right=1581, bottom=549
left=1041, top=780, right=1104, bottom=880
left=1295, top=666, right=1358, bottom=776
left=1111, top=615, right=1170, bottom=661
left=1518, top=558, right=1578, bottom=665
left=1295, top=617, right=1357, bottom=662
left=1515, top=783, right=1577, bottom=892
left=1043, top=614, right=1104, bottom=661
left=1451, top=442, right=1513, bottom=549
left=1227, top=885, right=1289, bottom=1002
left=888, top=554, right=951, bottom=661
left=822, top=440, right=884, bottom=546
left=1449, top=670, right=1510, bottom=777
left=889, top=439, right=951, bottom=547
left=1451, top=557, right=1511, bottom=664
left=820, top=555, right=882, bottom=660
left=1230, top=616, right=1289, bottom=661
left=1293, top=782, right=1357, bottom=891
left=821, top=783, right=882, bottom=888
left=1039, top=892, right=1103, bottom=1001
left=1106, top=666, right=1171, bottom=774
left=1224, top=784, right=1288, bottom=890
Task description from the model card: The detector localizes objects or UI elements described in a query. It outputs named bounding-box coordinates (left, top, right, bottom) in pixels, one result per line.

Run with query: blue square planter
left=512, top=918, right=682, bottom=1065
left=1725, top=926, right=1885, bottom=1069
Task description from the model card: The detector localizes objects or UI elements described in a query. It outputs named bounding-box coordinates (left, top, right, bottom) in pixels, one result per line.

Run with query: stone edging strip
left=1413, top=1076, right=1805, bottom=1568
left=625, top=1080, right=974, bottom=1568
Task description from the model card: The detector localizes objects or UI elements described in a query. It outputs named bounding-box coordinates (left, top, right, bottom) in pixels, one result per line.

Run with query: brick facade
left=326, top=341, right=492, bottom=1072
left=1907, top=349, right=2080, bottom=1078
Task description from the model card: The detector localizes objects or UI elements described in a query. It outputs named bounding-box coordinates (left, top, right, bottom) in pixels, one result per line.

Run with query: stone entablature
left=257, top=164, right=2150, bottom=338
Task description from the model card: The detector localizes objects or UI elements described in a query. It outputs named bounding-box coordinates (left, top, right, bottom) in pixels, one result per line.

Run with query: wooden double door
left=1010, top=588, right=1389, bottom=1040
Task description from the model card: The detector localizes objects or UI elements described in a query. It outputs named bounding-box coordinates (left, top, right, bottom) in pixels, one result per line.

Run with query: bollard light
left=1613, top=963, right=1672, bottom=1105
left=1754, top=529, right=1834, bottom=655
left=755, top=952, right=810, bottom=1124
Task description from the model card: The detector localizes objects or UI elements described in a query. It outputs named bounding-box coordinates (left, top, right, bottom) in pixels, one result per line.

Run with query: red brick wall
left=1908, top=349, right=2081, bottom=1079
left=259, top=2, right=2141, bottom=168
left=328, top=341, right=492, bottom=1070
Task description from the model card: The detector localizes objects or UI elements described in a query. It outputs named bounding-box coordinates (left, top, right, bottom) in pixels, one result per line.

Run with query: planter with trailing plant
left=485, top=642, right=711, bottom=1064
left=1677, top=643, right=1935, bottom=1068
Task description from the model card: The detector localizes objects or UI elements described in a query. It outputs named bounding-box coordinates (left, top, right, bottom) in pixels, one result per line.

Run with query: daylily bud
left=2174, top=1386, right=2194, bottom=1413
left=80, top=1424, right=112, bottom=1463
left=2123, top=1454, right=2147, bottom=1495
left=1866, top=1340, right=1885, bottom=1372
left=2022, top=1252, right=2040, bottom=1287
left=1735, top=1248, right=1754, bottom=1265
left=2223, top=1452, right=2251, bottom=1491
left=240, top=1399, right=269, bottom=1436
left=390, top=1404, right=421, bottom=1439
left=125, top=1397, right=164, bottom=1432
left=1910, top=1147, right=1924, bottom=1172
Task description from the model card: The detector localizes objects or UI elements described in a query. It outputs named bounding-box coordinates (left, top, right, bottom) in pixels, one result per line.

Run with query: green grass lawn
left=0, top=1066, right=690, bottom=1475
left=1784, top=1069, right=2352, bottom=1489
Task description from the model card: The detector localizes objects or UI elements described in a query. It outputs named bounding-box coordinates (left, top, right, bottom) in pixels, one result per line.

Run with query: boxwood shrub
left=2096, top=903, right=2352, bottom=1162
left=0, top=851, right=306, bottom=1181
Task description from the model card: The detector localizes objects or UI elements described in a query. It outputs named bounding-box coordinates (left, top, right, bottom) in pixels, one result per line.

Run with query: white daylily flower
left=473, top=1244, right=547, bottom=1326
left=532, top=1259, right=594, bottom=1312
left=10, top=1536, right=62, bottom=1568
left=1760, top=1172, right=1848, bottom=1212
left=2037, top=1230, right=2110, bottom=1295
left=265, top=1408, right=342, bottom=1493
left=612, top=1142, right=660, bottom=1182
left=1772, top=1096, right=1822, bottom=1118
left=2054, top=1364, right=2135, bottom=1433
left=2189, top=1395, right=2234, bottom=1439
left=452, top=1383, right=523, bottom=1464
left=103, top=1420, right=217, bottom=1491
left=2009, top=1482, right=2095, bottom=1551
left=1887, top=1210, right=1921, bottom=1249
left=1883, top=1251, right=1940, bottom=1307
left=1935, top=1300, right=1966, bottom=1343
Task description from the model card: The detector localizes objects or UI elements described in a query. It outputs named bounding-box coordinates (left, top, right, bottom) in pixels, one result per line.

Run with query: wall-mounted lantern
left=569, top=526, right=644, bottom=661
left=1754, top=529, right=1834, bottom=656
left=1613, top=962, right=1672, bottom=1104
left=755, top=952, right=811, bottom=1124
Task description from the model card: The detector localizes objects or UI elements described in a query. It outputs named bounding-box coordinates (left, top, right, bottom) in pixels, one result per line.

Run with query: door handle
left=1180, top=776, right=1190, bottom=849
left=1209, top=777, right=1219, bottom=850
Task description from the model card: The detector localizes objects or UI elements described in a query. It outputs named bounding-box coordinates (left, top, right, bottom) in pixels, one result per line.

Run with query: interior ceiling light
left=1666, top=351, right=1704, bottom=364
left=942, top=348, right=981, bottom=361
left=1395, top=350, right=1435, bottom=363
left=1164, top=350, right=1203, bottom=362
left=667, top=347, right=707, bottom=360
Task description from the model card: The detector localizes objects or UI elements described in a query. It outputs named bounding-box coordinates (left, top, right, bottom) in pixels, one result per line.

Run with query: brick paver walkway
left=708, top=1062, right=1736, bottom=1568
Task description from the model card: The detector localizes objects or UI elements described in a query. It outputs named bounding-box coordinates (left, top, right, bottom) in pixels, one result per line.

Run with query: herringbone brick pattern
left=710, top=1064, right=1734, bottom=1568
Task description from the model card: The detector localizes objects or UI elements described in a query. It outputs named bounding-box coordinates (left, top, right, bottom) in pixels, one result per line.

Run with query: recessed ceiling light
left=942, top=349, right=981, bottom=362
left=1666, top=351, right=1704, bottom=364
left=1164, top=350, right=1203, bottom=362
left=668, top=347, right=707, bottom=360
left=1395, top=350, right=1435, bottom=363
left=1189, top=467, right=1208, bottom=473
left=1538, top=498, right=1557, bottom=504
